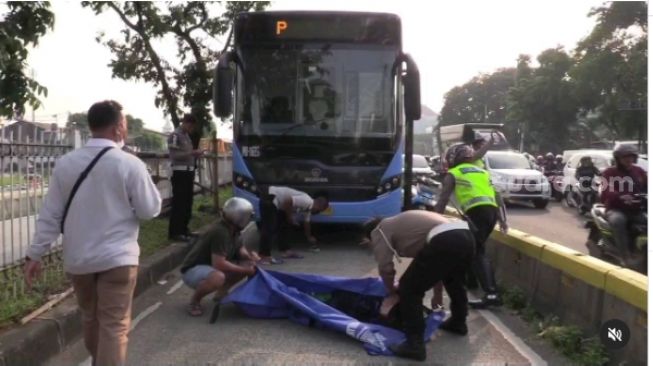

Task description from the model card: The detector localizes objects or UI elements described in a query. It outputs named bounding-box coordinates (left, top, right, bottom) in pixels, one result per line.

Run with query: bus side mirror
left=213, top=51, right=235, bottom=118
left=402, top=53, right=421, bottom=121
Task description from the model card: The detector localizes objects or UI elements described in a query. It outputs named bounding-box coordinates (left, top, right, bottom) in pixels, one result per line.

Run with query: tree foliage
left=439, top=1, right=647, bottom=152
left=82, top=1, right=269, bottom=147
left=0, top=2, right=54, bottom=118
left=67, top=111, right=144, bottom=136
left=572, top=1, right=647, bottom=139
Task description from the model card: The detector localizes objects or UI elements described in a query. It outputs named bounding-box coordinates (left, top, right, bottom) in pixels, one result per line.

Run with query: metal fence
left=0, top=134, right=232, bottom=306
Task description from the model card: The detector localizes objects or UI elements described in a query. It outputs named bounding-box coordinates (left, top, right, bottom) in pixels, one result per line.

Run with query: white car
left=562, top=150, right=648, bottom=193
left=484, top=151, right=551, bottom=209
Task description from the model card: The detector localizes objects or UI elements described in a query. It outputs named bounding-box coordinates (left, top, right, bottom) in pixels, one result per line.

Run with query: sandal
left=188, top=303, right=203, bottom=317
left=258, top=257, right=284, bottom=265
left=281, top=251, right=304, bottom=259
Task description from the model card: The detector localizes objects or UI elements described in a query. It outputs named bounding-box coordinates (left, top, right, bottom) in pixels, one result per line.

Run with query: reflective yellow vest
left=448, top=163, right=497, bottom=212
left=472, top=159, right=485, bottom=169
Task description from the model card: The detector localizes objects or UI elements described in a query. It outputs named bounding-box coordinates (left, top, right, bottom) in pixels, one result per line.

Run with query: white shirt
left=27, top=139, right=162, bottom=274
left=268, top=186, right=313, bottom=223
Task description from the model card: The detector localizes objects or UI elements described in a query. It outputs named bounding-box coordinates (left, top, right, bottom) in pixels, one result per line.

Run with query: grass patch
left=0, top=175, right=25, bottom=187
left=0, top=258, right=69, bottom=328
left=139, top=187, right=233, bottom=257
left=500, top=286, right=609, bottom=366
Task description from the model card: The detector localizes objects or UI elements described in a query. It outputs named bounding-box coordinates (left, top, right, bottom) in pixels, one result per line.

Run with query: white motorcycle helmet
left=222, top=197, right=254, bottom=230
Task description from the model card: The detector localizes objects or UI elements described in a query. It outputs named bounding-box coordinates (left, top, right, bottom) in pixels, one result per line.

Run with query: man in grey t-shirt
left=257, top=186, right=329, bottom=264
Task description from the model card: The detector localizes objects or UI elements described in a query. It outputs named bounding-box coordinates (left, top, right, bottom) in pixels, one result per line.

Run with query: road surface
left=47, top=230, right=572, bottom=366
left=506, top=201, right=590, bottom=254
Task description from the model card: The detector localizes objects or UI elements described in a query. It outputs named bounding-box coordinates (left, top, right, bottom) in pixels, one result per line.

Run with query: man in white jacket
left=24, top=100, right=162, bottom=366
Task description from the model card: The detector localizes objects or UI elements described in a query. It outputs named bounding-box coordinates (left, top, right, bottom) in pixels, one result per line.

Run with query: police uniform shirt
left=168, top=127, right=194, bottom=166
left=268, top=186, right=314, bottom=223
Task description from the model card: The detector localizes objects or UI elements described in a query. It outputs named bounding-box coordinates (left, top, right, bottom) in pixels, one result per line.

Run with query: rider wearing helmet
left=575, top=157, right=601, bottom=211
left=536, top=155, right=545, bottom=168
left=435, top=144, right=508, bottom=309
left=543, top=152, right=557, bottom=173
left=600, top=144, right=648, bottom=267
left=555, top=154, right=564, bottom=170
left=180, top=197, right=259, bottom=317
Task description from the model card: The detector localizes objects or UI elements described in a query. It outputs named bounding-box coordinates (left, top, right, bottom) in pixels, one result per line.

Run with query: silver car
left=484, top=151, right=551, bottom=209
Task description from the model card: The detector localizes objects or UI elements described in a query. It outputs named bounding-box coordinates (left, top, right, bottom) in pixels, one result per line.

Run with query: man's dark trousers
left=258, top=196, right=291, bottom=257
left=169, top=170, right=195, bottom=238
left=398, top=229, right=475, bottom=341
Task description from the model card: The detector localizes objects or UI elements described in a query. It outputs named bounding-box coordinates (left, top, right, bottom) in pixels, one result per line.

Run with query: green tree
left=67, top=111, right=144, bottom=136
left=507, top=47, right=578, bottom=153
left=0, top=2, right=54, bottom=117
left=439, top=68, right=517, bottom=139
left=82, top=1, right=269, bottom=147
left=134, top=131, right=165, bottom=152
left=571, top=1, right=647, bottom=140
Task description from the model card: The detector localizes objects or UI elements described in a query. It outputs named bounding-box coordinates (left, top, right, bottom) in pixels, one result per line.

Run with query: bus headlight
left=377, top=174, right=402, bottom=196
left=233, top=173, right=259, bottom=196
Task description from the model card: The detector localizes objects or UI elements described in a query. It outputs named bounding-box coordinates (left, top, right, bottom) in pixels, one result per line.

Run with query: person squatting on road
left=257, top=186, right=330, bottom=264
left=361, top=211, right=475, bottom=361
left=24, top=100, right=162, bottom=366
left=435, top=144, right=508, bottom=309
left=168, top=114, right=205, bottom=242
left=600, top=144, right=647, bottom=268
left=180, top=197, right=260, bottom=317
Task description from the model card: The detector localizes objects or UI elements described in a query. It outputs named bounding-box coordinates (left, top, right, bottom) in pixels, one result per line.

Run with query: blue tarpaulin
left=221, top=268, right=444, bottom=356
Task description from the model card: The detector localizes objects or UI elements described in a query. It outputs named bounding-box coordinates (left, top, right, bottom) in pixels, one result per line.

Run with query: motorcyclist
left=536, top=155, right=545, bottom=168
left=599, top=144, right=647, bottom=267
left=555, top=154, right=565, bottom=170
left=543, top=153, right=557, bottom=173
left=575, top=156, right=600, bottom=211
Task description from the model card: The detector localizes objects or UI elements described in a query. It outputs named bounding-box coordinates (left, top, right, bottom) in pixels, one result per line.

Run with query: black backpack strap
left=60, top=147, right=113, bottom=234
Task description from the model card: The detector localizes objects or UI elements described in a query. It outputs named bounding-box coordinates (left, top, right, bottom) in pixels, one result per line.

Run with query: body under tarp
left=220, top=269, right=444, bottom=356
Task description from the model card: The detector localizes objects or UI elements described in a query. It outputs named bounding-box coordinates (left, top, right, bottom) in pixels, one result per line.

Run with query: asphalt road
left=505, top=200, right=590, bottom=254
left=47, top=230, right=573, bottom=366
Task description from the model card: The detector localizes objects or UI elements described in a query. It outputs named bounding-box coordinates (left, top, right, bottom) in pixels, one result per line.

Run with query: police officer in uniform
left=435, top=144, right=508, bottom=308
left=168, top=114, right=204, bottom=241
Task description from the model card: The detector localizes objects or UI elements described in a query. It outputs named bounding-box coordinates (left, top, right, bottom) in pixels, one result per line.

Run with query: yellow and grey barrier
left=444, top=206, right=647, bottom=364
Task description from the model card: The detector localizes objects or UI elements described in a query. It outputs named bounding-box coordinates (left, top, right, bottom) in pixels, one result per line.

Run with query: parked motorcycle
left=411, top=176, right=441, bottom=211
left=585, top=193, right=647, bottom=274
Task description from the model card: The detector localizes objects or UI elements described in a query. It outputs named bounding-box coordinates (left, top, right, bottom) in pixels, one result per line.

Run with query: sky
left=22, top=0, right=604, bottom=131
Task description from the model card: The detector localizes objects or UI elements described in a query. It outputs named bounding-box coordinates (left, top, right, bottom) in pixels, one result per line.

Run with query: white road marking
left=78, top=301, right=163, bottom=366
left=478, top=309, right=548, bottom=366
left=166, top=280, right=184, bottom=295
left=130, top=301, right=162, bottom=331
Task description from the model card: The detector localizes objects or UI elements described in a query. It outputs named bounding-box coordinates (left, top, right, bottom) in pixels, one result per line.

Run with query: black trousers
left=169, top=170, right=195, bottom=238
left=258, top=197, right=291, bottom=257
left=465, top=205, right=499, bottom=294
left=398, top=229, right=475, bottom=340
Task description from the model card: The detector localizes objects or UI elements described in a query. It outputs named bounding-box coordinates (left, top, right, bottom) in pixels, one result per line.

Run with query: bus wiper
left=280, top=123, right=307, bottom=136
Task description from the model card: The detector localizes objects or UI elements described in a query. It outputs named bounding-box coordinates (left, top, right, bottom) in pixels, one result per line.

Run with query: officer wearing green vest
left=434, top=144, right=508, bottom=309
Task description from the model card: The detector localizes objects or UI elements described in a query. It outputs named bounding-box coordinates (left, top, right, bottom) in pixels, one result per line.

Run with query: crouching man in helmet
left=180, top=197, right=259, bottom=316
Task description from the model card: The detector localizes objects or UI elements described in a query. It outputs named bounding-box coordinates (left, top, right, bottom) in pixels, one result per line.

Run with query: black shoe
left=389, top=340, right=426, bottom=361
left=170, top=235, right=192, bottom=242
left=468, top=293, right=503, bottom=309
left=439, top=317, right=468, bottom=336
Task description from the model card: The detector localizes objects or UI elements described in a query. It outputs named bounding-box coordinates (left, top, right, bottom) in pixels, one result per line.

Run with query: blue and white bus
left=213, top=11, right=421, bottom=223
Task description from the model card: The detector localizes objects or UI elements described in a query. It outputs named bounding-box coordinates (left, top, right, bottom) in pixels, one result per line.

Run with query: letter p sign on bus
left=276, top=20, right=288, bottom=35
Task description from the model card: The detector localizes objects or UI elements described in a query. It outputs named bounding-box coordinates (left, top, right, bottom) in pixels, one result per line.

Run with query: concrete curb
left=0, top=241, right=194, bottom=366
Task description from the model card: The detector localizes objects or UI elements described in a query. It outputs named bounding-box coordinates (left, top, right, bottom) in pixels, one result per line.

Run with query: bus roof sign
left=235, top=12, right=401, bottom=46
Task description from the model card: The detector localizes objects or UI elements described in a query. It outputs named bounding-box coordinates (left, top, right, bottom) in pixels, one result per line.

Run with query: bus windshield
left=236, top=45, right=397, bottom=138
